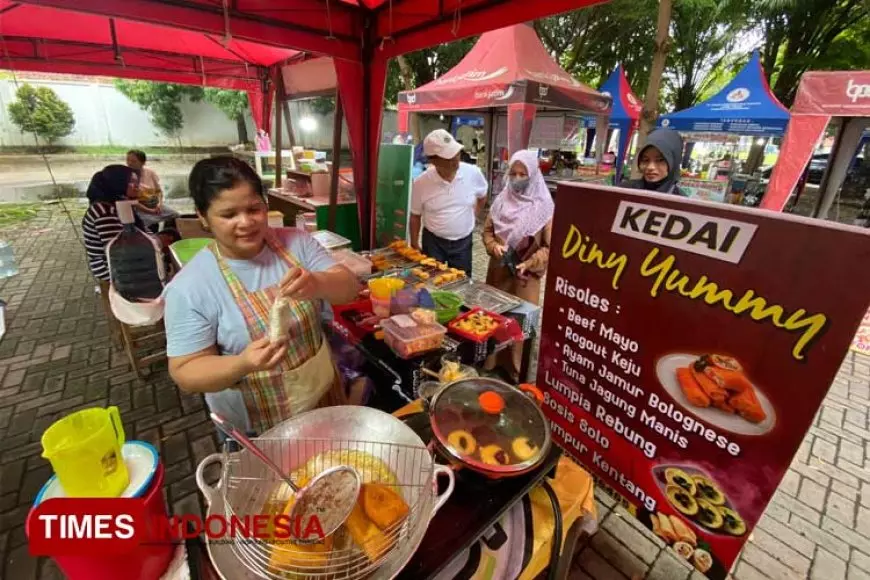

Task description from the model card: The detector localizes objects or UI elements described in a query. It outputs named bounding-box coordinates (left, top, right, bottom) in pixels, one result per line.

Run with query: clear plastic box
left=380, top=315, right=447, bottom=359
left=331, top=249, right=372, bottom=277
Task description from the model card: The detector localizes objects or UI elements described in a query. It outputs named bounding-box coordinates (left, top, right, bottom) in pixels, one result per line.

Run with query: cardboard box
left=176, top=216, right=214, bottom=239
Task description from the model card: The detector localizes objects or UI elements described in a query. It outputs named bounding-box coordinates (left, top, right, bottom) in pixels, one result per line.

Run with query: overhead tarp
left=1, top=0, right=608, bottom=248
left=658, top=52, right=790, bottom=136
left=585, top=64, right=641, bottom=182
left=397, top=23, right=610, bottom=155
left=761, top=70, right=870, bottom=213
left=281, top=57, right=338, bottom=100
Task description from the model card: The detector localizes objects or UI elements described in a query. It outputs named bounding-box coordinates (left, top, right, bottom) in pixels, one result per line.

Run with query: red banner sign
left=537, top=185, right=870, bottom=578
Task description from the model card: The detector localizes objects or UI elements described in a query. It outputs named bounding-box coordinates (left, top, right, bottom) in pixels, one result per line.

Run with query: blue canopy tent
left=658, top=51, right=790, bottom=136
left=586, top=64, right=643, bottom=182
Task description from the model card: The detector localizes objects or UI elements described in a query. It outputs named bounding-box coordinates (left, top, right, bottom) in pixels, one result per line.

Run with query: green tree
left=7, top=83, right=75, bottom=146
left=752, top=0, right=870, bottom=106
left=198, top=88, right=250, bottom=143
left=384, top=37, right=478, bottom=104
left=535, top=0, right=657, bottom=96
left=114, top=80, right=199, bottom=137
left=666, top=0, right=749, bottom=111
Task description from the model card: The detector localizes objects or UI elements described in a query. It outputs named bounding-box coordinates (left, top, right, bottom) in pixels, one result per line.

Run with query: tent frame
left=760, top=70, right=870, bottom=216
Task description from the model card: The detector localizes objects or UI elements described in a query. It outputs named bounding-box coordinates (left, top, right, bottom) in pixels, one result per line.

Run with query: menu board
left=375, top=144, right=413, bottom=247
left=680, top=178, right=729, bottom=203
left=537, top=184, right=870, bottom=578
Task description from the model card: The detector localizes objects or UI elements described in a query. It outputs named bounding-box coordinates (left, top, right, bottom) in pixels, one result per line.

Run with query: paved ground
left=1, top=201, right=869, bottom=579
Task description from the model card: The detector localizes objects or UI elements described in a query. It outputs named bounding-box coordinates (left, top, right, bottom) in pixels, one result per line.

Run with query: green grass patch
left=0, top=204, right=41, bottom=228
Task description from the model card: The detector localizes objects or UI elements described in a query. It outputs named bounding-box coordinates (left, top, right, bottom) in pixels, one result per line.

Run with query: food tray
left=381, top=315, right=447, bottom=359
left=447, top=308, right=507, bottom=343
left=311, top=229, right=352, bottom=250
left=449, top=281, right=521, bottom=314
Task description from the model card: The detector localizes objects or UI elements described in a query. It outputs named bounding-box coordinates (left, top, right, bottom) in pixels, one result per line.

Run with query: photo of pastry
left=653, top=465, right=748, bottom=538
left=656, top=353, right=776, bottom=436
left=638, top=509, right=725, bottom=577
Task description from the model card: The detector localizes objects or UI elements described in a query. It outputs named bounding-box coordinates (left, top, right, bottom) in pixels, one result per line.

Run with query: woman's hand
left=240, top=337, right=287, bottom=373
left=280, top=266, right=320, bottom=301
left=493, top=244, right=507, bottom=259
left=516, top=262, right=529, bottom=278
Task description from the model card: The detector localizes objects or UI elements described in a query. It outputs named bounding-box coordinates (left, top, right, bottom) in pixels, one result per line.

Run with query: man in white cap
left=410, top=129, right=488, bottom=275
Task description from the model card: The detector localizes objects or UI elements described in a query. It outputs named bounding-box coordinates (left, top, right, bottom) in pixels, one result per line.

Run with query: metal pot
left=428, top=378, right=551, bottom=480
left=195, top=406, right=454, bottom=580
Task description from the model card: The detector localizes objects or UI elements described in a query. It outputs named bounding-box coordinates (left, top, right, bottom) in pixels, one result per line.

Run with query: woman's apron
left=210, top=233, right=346, bottom=434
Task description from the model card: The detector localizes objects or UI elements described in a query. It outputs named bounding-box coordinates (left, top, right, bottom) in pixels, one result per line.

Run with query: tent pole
left=275, top=70, right=297, bottom=171
left=328, top=90, right=344, bottom=232
left=484, top=108, right=495, bottom=201
left=274, top=68, right=284, bottom=189
left=813, top=117, right=870, bottom=220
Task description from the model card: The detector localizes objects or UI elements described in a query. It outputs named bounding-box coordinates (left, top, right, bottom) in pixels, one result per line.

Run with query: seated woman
left=482, top=149, right=554, bottom=381
left=126, top=149, right=179, bottom=232
left=164, top=156, right=359, bottom=436
left=82, top=165, right=141, bottom=292
left=621, top=127, right=688, bottom=196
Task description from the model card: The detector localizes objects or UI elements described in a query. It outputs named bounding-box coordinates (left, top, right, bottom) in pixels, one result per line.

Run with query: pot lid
left=429, top=378, right=551, bottom=474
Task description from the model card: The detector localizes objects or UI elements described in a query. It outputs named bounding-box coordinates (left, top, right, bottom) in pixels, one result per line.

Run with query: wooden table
left=266, top=189, right=362, bottom=250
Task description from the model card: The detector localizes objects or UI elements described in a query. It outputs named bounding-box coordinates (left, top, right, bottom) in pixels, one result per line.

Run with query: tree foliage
left=114, top=80, right=198, bottom=137
left=665, top=0, right=750, bottom=110
left=199, top=88, right=249, bottom=121
left=114, top=81, right=252, bottom=142
left=753, top=0, right=870, bottom=106
left=384, top=37, right=478, bottom=103
left=534, top=0, right=657, bottom=96
left=7, top=83, right=76, bottom=146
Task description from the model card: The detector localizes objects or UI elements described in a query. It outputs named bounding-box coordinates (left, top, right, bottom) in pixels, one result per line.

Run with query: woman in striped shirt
left=82, top=165, right=140, bottom=282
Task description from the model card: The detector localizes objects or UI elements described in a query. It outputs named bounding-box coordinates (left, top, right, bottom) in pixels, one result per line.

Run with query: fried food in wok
left=264, top=449, right=409, bottom=576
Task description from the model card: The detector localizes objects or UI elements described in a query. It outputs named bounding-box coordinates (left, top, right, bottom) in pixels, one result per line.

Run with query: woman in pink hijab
left=482, top=149, right=554, bottom=379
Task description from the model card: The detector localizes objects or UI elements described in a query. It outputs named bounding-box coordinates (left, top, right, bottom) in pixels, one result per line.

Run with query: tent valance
left=658, top=52, right=790, bottom=137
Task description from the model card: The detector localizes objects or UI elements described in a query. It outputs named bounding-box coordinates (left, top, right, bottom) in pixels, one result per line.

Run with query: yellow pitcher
left=41, top=406, right=129, bottom=497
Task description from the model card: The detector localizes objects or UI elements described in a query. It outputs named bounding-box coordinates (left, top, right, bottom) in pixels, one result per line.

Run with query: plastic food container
left=391, top=289, right=420, bottom=315
left=371, top=296, right=391, bottom=319
left=430, top=291, right=463, bottom=324
left=381, top=315, right=447, bottom=359
left=332, top=249, right=372, bottom=277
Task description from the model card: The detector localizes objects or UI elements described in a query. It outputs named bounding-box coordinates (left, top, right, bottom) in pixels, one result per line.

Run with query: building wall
left=0, top=78, right=240, bottom=147
left=0, top=77, right=411, bottom=150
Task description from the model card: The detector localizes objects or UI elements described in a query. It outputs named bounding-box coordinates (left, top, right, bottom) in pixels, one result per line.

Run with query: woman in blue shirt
left=164, top=157, right=358, bottom=434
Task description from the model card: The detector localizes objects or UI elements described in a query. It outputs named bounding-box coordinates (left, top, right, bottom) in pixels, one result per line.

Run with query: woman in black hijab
left=82, top=165, right=140, bottom=282
left=623, top=128, right=688, bottom=196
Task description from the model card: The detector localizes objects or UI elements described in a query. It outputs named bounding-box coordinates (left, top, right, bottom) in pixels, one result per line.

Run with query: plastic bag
left=269, top=297, right=291, bottom=342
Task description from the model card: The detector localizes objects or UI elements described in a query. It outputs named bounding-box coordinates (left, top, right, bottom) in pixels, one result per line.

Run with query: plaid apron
left=209, top=231, right=343, bottom=433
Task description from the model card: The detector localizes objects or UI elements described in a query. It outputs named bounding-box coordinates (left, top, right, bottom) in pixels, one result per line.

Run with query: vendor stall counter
left=267, top=188, right=362, bottom=250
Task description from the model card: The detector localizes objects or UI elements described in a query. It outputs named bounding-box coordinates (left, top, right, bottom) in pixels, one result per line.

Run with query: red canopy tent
left=761, top=71, right=870, bottom=217
left=1, top=0, right=609, bottom=247
left=396, top=23, right=611, bottom=156
left=0, top=1, right=301, bottom=134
